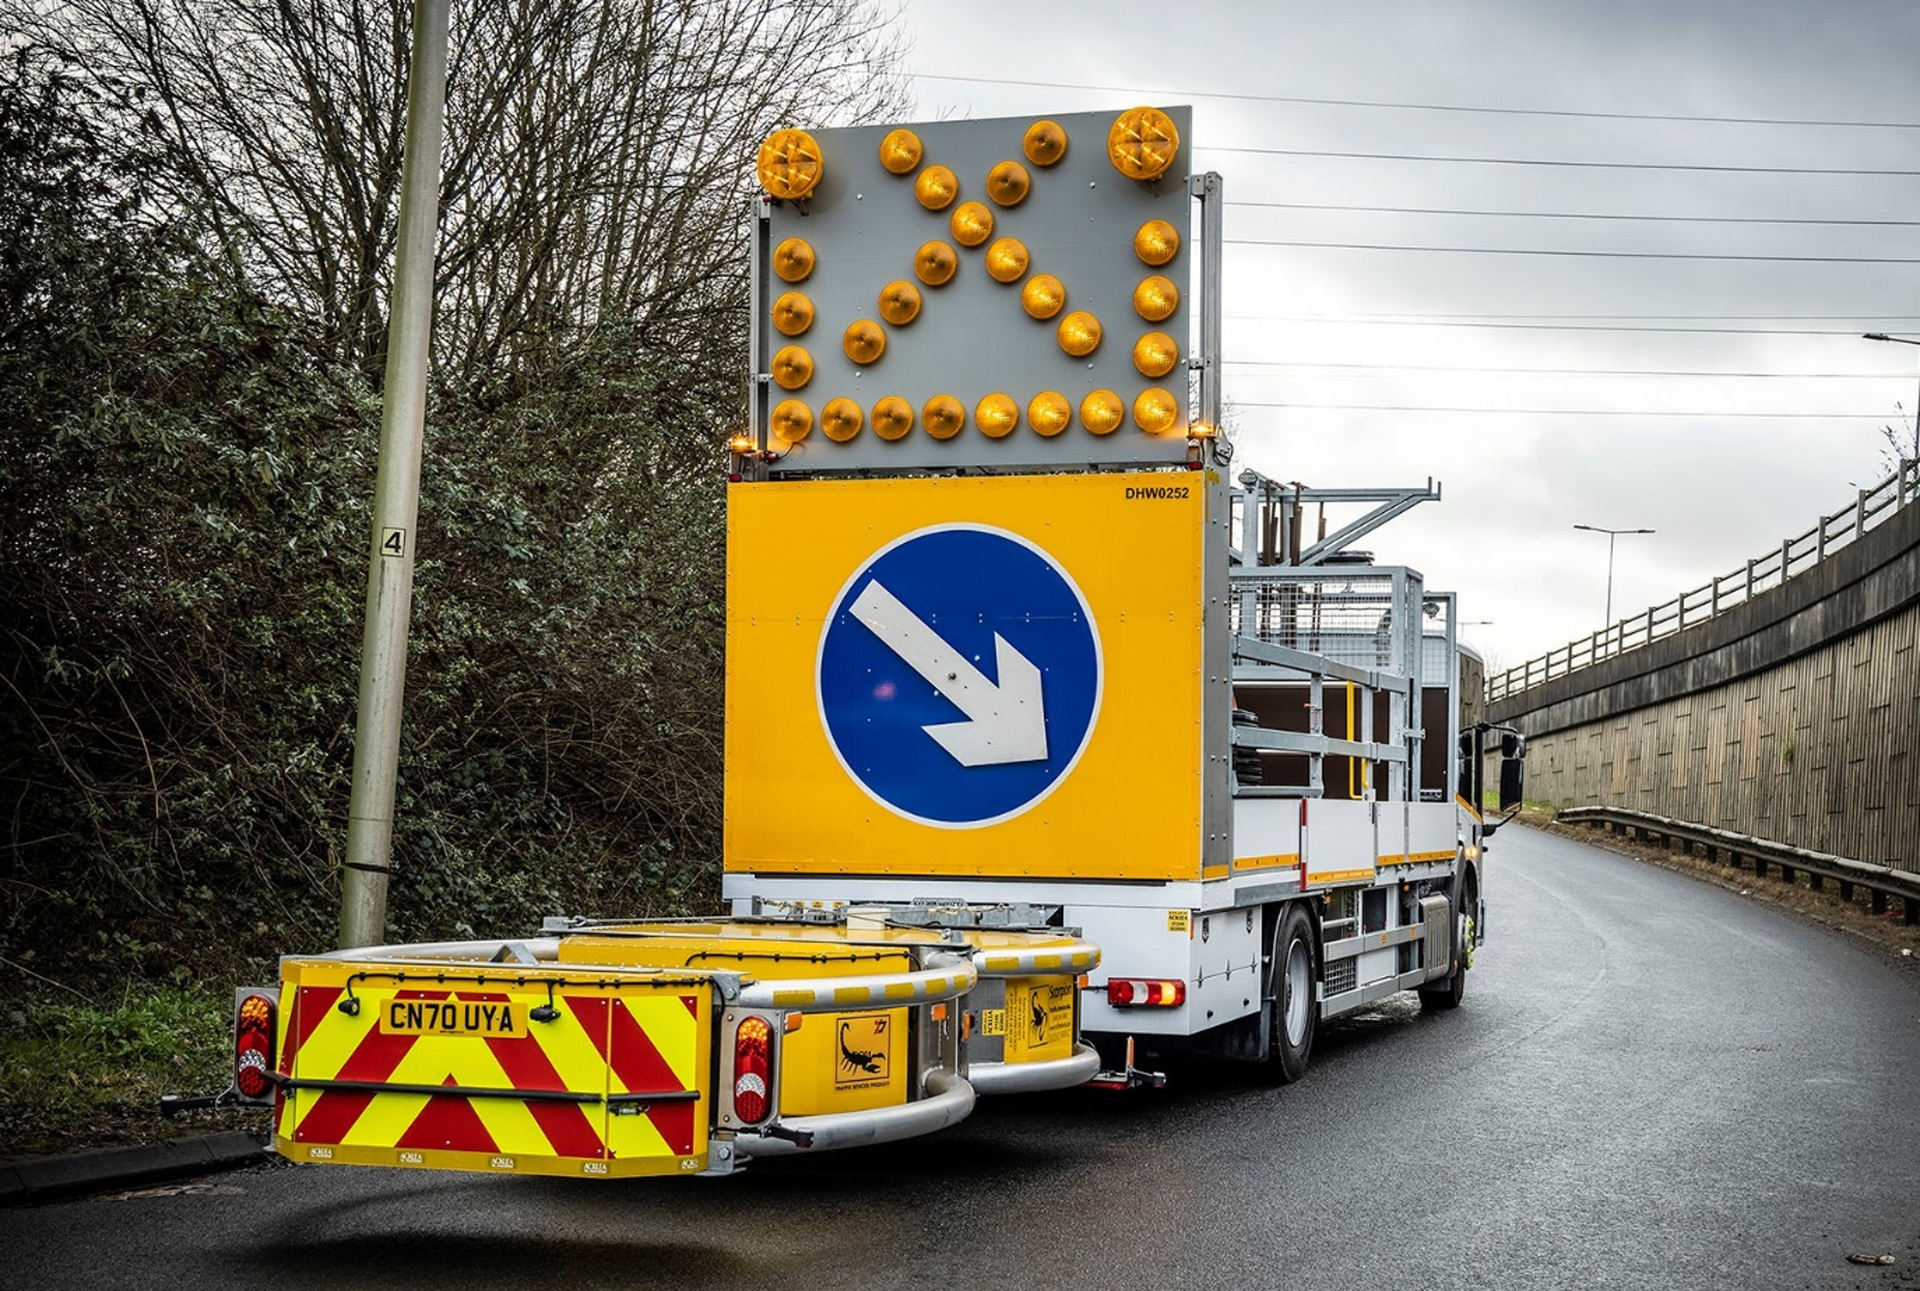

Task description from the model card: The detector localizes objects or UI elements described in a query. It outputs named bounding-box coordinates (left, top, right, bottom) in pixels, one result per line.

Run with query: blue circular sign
left=816, top=525, right=1103, bottom=828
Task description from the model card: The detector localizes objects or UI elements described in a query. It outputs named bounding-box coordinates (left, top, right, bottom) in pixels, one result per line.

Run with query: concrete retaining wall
left=1489, top=495, right=1920, bottom=869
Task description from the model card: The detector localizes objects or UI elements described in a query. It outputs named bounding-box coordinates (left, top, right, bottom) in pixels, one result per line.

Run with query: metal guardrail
left=1556, top=805, right=1920, bottom=925
left=1491, top=458, right=1920, bottom=703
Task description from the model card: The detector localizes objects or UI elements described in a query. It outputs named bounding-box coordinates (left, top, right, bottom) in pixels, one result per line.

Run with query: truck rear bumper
left=737, top=1069, right=974, bottom=1158
left=966, top=1041, right=1100, bottom=1096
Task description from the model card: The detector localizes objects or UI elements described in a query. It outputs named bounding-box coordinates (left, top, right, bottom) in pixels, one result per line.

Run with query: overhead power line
left=1201, top=144, right=1920, bottom=177
left=1227, top=317, right=1899, bottom=337
left=1226, top=238, right=1920, bottom=264
left=1229, top=199, right=1920, bottom=228
left=1233, top=402, right=1891, bottom=417
left=1248, top=312, right=1920, bottom=321
left=908, top=72, right=1920, bottom=130
left=1224, top=361, right=1899, bottom=378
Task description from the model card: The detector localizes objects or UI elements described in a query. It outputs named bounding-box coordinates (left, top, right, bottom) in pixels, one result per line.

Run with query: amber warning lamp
left=1107, top=107, right=1179, bottom=182
left=757, top=128, right=823, bottom=201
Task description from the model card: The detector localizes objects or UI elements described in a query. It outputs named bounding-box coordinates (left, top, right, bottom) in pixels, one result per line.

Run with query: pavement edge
left=0, top=1132, right=269, bottom=1205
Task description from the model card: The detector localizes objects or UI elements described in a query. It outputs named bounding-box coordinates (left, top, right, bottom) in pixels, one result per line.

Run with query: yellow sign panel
left=725, top=470, right=1208, bottom=880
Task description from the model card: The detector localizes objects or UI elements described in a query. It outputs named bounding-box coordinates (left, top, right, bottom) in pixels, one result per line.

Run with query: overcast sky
left=888, top=0, right=1920, bottom=671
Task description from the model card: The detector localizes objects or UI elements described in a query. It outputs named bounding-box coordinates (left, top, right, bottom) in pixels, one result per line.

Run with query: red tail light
left=732, top=1016, right=774, bottom=1125
left=1105, top=979, right=1185, bottom=1008
left=234, top=992, right=276, bottom=1101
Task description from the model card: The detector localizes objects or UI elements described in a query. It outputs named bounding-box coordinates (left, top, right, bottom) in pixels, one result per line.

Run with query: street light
left=1573, top=524, right=1656, bottom=638
left=1864, top=333, right=1920, bottom=464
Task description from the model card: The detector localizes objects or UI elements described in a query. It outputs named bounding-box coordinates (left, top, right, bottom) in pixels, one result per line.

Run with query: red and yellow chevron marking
left=273, top=960, right=711, bottom=1179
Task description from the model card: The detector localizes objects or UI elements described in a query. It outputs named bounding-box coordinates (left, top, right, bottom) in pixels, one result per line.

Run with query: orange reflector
left=985, top=237, right=1029, bottom=283
left=1132, top=331, right=1179, bottom=378
left=976, top=392, right=1018, bottom=439
left=784, top=1012, right=805, bottom=1034
left=923, top=394, right=965, bottom=440
left=930, top=1003, right=949, bottom=1022
left=1080, top=389, right=1123, bottom=435
left=872, top=396, right=914, bottom=441
left=985, top=159, right=1031, bottom=207
left=1134, top=219, right=1180, bottom=267
left=1027, top=390, right=1071, bottom=437
left=950, top=200, right=995, bottom=248
left=773, top=237, right=816, bottom=283
left=1057, top=310, right=1102, bottom=357
left=915, top=164, right=958, bottom=211
left=878, top=280, right=921, bottom=326
left=843, top=319, right=886, bottom=365
left=1020, top=273, right=1066, bottom=320
left=821, top=397, right=863, bottom=443
left=1133, top=386, right=1179, bottom=433
left=770, top=399, right=812, bottom=444
left=1133, top=274, right=1180, bottom=322
left=1023, top=119, right=1068, bottom=167
left=915, top=241, right=958, bottom=287
left=879, top=128, right=923, bottom=175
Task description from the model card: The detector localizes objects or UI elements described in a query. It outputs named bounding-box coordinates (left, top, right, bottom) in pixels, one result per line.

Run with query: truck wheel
left=1268, top=903, right=1317, bottom=1083
left=1419, top=880, right=1473, bottom=1011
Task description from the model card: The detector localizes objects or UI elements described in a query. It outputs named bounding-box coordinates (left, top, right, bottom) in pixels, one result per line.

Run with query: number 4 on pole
left=379, top=528, right=407, bottom=558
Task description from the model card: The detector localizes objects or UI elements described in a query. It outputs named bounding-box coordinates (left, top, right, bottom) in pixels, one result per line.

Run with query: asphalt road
left=7, top=824, right=1919, bottom=1290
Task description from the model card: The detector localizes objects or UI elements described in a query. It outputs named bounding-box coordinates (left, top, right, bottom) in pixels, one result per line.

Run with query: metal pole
left=339, top=0, right=451, bottom=949
left=1574, top=523, right=1654, bottom=653
left=1603, top=530, right=1616, bottom=628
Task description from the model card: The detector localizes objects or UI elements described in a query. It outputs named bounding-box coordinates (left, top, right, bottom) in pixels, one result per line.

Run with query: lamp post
left=1574, top=523, right=1655, bottom=652
left=339, top=0, right=452, bottom=949
left=1863, top=333, right=1920, bottom=467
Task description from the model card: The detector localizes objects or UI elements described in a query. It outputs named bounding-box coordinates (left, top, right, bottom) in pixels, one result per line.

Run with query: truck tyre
left=1419, top=875, right=1474, bottom=1012
left=1268, top=903, right=1317, bottom=1083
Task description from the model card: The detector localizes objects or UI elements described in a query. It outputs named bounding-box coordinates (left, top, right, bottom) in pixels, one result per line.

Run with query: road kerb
left=0, top=1132, right=268, bottom=1205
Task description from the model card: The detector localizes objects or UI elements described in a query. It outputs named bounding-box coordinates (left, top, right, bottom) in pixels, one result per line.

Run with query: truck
left=205, top=102, right=1524, bottom=1180
left=723, top=104, right=1524, bottom=1082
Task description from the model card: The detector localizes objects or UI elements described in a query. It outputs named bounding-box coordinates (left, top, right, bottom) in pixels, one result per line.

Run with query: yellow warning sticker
left=981, top=1008, right=1007, bottom=1036
left=1004, top=978, right=1074, bottom=1063
left=1167, top=910, right=1191, bottom=934
left=833, top=1015, right=892, bottom=1090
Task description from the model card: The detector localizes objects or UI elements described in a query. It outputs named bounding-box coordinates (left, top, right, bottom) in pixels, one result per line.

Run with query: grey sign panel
left=753, top=106, right=1194, bottom=473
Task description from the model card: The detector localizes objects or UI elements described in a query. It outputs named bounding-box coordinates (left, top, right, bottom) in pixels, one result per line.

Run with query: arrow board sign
left=816, top=525, right=1103, bottom=828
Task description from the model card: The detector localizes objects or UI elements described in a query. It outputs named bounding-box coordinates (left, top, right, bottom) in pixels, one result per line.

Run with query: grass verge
left=0, top=984, right=267, bottom=1159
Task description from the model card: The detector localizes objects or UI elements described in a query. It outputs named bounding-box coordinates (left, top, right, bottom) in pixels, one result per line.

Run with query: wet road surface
left=6, top=824, right=1919, bottom=1289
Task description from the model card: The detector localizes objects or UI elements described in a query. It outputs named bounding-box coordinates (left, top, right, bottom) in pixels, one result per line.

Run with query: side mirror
left=1497, top=732, right=1527, bottom=811
left=1498, top=755, right=1525, bottom=811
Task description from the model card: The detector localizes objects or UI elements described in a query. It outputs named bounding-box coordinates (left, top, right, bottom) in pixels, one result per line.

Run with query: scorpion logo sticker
left=835, top=1017, right=890, bottom=1088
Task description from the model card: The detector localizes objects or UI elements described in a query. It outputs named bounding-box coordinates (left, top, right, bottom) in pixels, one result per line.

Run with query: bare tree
left=1876, top=403, right=1918, bottom=477
left=27, top=0, right=909, bottom=378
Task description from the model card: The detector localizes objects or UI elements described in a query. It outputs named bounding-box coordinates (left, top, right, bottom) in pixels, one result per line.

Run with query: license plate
left=379, top=998, right=529, bottom=1037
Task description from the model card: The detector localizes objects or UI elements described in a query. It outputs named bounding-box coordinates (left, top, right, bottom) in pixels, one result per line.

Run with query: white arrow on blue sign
left=816, top=525, right=1103, bottom=828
